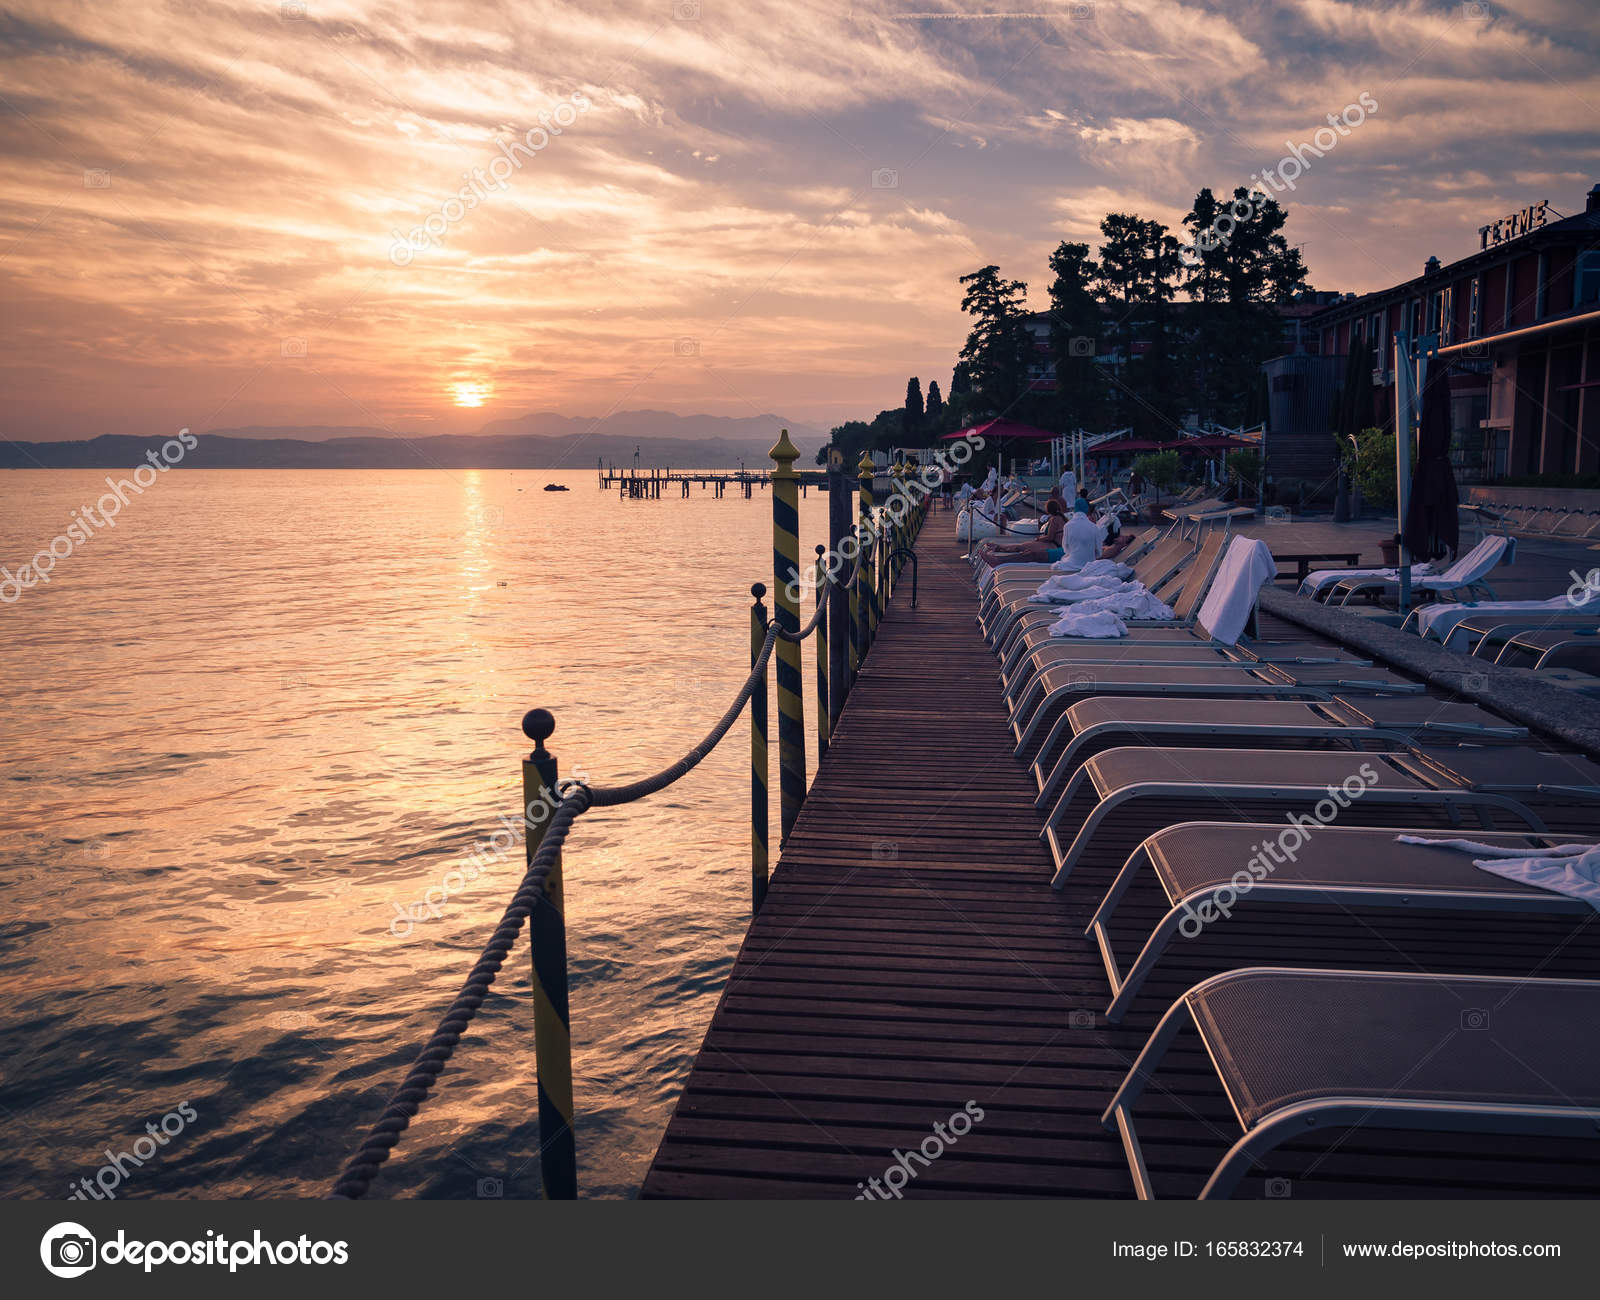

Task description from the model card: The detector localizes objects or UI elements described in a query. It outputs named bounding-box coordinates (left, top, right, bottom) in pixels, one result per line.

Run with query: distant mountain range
left=0, top=410, right=825, bottom=469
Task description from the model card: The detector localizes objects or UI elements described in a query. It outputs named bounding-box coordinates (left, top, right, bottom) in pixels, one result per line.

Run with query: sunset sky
left=1, top=0, right=1595, bottom=440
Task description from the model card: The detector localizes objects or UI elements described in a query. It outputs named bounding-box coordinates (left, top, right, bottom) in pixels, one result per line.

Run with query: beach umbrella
left=1402, top=363, right=1460, bottom=561
left=940, top=418, right=1057, bottom=443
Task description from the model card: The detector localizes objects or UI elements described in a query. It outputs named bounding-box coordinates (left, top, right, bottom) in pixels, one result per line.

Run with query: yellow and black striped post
left=814, top=543, right=829, bottom=760
left=891, top=463, right=907, bottom=593
left=750, top=583, right=769, bottom=912
left=770, top=430, right=806, bottom=844
left=847, top=525, right=861, bottom=677
left=857, top=451, right=878, bottom=648
left=522, top=708, right=575, bottom=1200
left=876, top=503, right=890, bottom=620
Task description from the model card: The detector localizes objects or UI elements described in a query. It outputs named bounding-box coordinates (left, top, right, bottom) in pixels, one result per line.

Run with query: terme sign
left=1478, top=200, right=1548, bottom=250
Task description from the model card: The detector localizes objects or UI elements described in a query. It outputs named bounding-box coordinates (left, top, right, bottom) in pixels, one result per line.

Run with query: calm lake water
left=0, top=466, right=834, bottom=1199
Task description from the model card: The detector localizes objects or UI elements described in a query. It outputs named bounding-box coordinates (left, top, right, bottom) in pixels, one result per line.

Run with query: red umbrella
left=1182, top=434, right=1256, bottom=451
left=940, top=418, right=1057, bottom=441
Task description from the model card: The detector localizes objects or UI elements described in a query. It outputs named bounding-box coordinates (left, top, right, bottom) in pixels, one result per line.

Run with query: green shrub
left=1351, top=426, right=1407, bottom=511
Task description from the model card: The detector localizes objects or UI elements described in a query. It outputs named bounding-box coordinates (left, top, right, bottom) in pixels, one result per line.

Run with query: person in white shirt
left=1059, top=468, right=1076, bottom=502
left=1061, top=497, right=1101, bottom=571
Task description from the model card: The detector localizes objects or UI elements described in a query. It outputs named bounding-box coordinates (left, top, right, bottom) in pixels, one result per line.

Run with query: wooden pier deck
left=641, top=521, right=1600, bottom=1199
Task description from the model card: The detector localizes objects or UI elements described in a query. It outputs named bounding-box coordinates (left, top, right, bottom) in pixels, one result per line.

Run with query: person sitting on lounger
left=975, top=499, right=1066, bottom=566
left=1061, top=497, right=1102, bottom=570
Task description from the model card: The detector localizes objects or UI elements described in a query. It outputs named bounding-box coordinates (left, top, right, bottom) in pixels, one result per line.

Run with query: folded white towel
left=1396, top=835, right=1600, bottom=912
left=1047, top=608, right=1128, bottom=638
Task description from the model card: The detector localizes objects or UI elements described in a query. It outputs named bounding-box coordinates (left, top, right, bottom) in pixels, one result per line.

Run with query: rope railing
left=327, top=440, right=932, bottom=1200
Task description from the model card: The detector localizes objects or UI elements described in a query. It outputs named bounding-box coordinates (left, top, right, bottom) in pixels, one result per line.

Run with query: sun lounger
left=1297, top=560, right=1436, bottom=600
left=1000, top=639, right=1367, bottom=707
left=1041, top=742, right=1600, bottom=885
left=1326, top=535, right=1512, bottom=607
left=1000, top=543, right=1366, bottom=700
left=1497, top=627, right=1600, bottom=672
left=1086, top=823, right=1595, bottom=1022
left=981, top=538, right=1195, bottom=644
left=1009, top=662, right=1423, bottom=760
left=995, top=533, right=1230, bottom=679
left=1103, top=967, right=1600, bottom=1198
left=1028, top=694, right=1526, bottom=810
left=1453, top=612, right=1600, bottom=658
left=1406, top=595, right=1573, bottom=646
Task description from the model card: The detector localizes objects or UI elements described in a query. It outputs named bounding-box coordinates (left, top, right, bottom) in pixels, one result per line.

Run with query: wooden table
left=1274, top=550, right=1362, bottom=583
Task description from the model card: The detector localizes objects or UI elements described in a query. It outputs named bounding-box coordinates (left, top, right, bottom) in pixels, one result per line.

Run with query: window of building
left=1578, top=251, right=1600, bottom=307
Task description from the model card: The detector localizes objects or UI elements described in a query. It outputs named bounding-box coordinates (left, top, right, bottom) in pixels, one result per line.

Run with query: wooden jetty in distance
left=598, top=465, right=831, bottom=498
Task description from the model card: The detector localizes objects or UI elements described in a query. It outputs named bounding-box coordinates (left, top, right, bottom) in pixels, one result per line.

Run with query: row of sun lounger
left=1464, top=499, right=1600, bottom=542
left=971, top=529, right=1600, bottom=1198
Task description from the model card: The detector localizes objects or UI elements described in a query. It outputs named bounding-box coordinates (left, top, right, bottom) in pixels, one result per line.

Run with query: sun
left=451, top=381, right=492, bottom=408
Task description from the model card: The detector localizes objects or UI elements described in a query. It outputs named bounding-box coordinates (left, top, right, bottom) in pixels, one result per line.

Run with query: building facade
left=1303, top=182, right=1600, bottom=482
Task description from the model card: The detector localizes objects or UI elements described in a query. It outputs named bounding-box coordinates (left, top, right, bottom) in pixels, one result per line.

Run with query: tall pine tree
left=1093, top=215, right=1182, bottom=436
left=1045, top=239, right=1104, bottom=434
left=958, top=265, right=1032, bottom=417
left=903, top=376, right=924, bottom=442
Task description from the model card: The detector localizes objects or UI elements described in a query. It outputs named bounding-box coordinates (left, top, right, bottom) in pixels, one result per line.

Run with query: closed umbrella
left=1402, top=363, right=1460, bottom=561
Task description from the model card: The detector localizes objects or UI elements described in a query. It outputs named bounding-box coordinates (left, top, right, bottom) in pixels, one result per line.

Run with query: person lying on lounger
left=1100, top=506, right=1134, bottom=560
left=975, top=499, right=1066, bottom=566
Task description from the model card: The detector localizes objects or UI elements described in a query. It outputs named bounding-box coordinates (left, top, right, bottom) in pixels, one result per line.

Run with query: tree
left=1094, top=214, right=1181, bottom=309
left=903, top=377, right=924, bottom=443
left=949, top=361, right=972, bottom=396
left=925, top=379, right=944, bottom=430
left=957, top=265, right=1032, bottom=416
left=1226, top=448, right=1263, bottom=500
left=1093, top=215, right=1183, bottom=436
left=824, top=419, right=873, bottom=465
left=1181, top=186, right=1307, bottom=306
left=1045, top=240, right=1104, bottom=434
left=1352, top=426, right=1400, bottom=510
left=1131, top=450, right=1183, bottom=506
left=1179, top=186, right=1310, bottom=427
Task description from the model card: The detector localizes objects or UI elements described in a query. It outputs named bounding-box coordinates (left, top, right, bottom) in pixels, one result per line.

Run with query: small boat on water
left=543, top=483, right=570, bottom=492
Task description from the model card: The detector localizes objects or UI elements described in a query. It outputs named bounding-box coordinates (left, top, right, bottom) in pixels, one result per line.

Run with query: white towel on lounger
left=1052, top=556, right=1133, bottom=578
left=1395, top=835, right=1600, bottom=911
left=1047, top=608, right=1128, bottom=638
left=1068, top=589, right=1176, bottom=621
left=1298, top=561, right=1435, bottom=599
left=1412, top=596, right=1572, bottom=644
left=1027, top=575, right=1127, bottom=604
